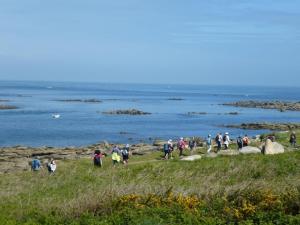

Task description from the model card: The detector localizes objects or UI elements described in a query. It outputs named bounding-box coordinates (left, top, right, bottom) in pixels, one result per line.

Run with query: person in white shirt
left=223, top=132, right=230, bottom=150
left=48, top=158, right=56, bottom=174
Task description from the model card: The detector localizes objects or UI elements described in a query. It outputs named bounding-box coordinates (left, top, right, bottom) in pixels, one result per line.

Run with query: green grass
left=1, top=132, right=300, bottom=224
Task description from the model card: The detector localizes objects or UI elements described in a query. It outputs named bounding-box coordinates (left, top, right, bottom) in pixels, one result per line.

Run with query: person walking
left=189, top=137, right=196, bottom=152
left=163, top=139, right=173, bottom=160
left=237, top=135, right=243, bottom=150
left=178, top=137, right=186, bottom=157
left=111, top=146, right=121, bottom=167
left=242, top=134, right=250, bottom=147
left=121, top=146, right=130, bottom=165
left=206, top=134, right=212, bottom=153
left=223, top=132, right=230, bottom=150
left=93, top=150, right=103, bottom=167
left=290, top=132, right=297, bottom=147
left=215, top=133, right=222, bottom=151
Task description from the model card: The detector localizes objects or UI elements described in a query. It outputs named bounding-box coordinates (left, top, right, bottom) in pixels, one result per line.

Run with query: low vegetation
left=0, top=131, right=300, bottom=224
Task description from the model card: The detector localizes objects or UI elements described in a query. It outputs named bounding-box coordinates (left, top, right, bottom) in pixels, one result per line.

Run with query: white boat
left=52, top=114, right=61, bottom=119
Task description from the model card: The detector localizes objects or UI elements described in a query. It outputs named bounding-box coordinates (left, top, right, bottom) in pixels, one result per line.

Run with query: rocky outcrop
left=130, top=144, right=159, bottom=155
left=0, top=105, right=18, bottom=110
left=224, top=123, right=300, bottom=131
left=239, top=146, right=261, bottom=154
left=0, top=142, right=162, bottom=174
left=153, top=140, right=166, bottom=147
left=102, top=109, right=151, bottom=115
left=187, top=112, right=208, bottom=115
left=263, top=139, right=285, bottom=155
left=225, top=112, right=239, bottom=115
left=56, top=99, right=102, bottom=103
left=223, top=100, right=300, bottom=112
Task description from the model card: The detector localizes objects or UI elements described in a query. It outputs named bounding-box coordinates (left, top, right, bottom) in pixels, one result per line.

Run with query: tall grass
left=0, top=134, right=300, bottom=224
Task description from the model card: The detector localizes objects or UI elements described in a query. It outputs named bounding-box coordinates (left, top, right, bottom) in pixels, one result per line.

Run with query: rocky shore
left=224, top=122, right=300, bottom=131
left=223, top=100, right=300, bottom=112
left=0, top=142, right=159, bottom=174
left=102, top=109, right=151, bottom=115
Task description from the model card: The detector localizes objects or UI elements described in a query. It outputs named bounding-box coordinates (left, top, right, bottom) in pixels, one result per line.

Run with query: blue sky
left=0, top=0, right=299, bottom=86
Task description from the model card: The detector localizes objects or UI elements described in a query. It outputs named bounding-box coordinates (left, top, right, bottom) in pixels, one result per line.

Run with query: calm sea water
left=0, top=81, right=299, bottom=147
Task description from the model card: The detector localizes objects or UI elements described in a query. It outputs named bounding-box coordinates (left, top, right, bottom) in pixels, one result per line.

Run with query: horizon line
left=0, top=79, right=299, bottom=89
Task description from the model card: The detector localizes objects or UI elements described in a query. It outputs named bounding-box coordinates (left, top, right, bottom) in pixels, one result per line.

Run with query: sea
left=0, top=80, right=299, bottom=147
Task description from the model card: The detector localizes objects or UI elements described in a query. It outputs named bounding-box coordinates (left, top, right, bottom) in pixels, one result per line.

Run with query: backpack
left=94, top=154, right=101, bottom=165
left=163, top=143, right=169, bottom=151
left=179, top=141, right=185, bottom=149
left=122, top=149, right=129, bottom=156
left=237, top=138, right=243, bottom=145
left=223, top=135, right=227, bottom=142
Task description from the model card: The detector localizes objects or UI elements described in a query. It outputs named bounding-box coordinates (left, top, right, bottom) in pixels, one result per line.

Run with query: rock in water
left=181, top=155, right=202, bottom=161
left=239, top=146, right=261, bottom=154
left=264, top=139, right=285, bottom=155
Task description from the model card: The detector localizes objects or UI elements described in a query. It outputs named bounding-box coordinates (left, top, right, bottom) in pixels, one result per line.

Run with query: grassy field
left=0, top=131, right=300, bottom=224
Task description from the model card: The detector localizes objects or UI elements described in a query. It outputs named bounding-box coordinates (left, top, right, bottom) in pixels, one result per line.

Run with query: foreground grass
left=1, top=145, right=300, bottom=224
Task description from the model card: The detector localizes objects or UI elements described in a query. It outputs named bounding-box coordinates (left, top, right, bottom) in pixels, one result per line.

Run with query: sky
left=0, top=0, right=299, bottom=86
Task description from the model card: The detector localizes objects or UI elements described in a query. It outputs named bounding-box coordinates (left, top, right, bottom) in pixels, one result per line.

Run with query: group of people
left=163, top=137, right=197, bottom=159
left=163, top=132, right=251, bottom=159
left=210, top=133, right=250, bottom=151
left=93, top=144, right=130, bottom=167
left=31, top=132, right=297, bottom=172
left=31, top=157, right=56, bottom=174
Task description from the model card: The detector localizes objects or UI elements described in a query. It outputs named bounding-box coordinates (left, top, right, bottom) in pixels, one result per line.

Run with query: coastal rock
left=181, top=155, right=202, bottom=161
left=239, top=146, right=261, bottom=154
left=225, top=112, right=239, bottom=115
left=0, top=105, right=18, bottom=110
left=224, top=123, right=300, bottom=131
left=153, top=140, right=166, bottom=147
left=102, top=109, right=151, bottom=115
left=264, top=139, right=285, bottom=155
left=131, top=144, right=159, bottom=155
left=223, top=100, right=300, bottom=112
left=56, top=99, right=102, bottom=103
left=187, top=112, right=207, bottom=115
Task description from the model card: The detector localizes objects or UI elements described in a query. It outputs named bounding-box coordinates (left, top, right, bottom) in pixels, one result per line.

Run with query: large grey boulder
left=239, top=146, right=261, bottom=154
left=181, top=155, right=202, bottom=161
left=264, top=139, right=285, bottom=155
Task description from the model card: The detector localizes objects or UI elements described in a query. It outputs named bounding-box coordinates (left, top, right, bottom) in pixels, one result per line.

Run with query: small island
left=224, top=122, right=300, bottom=131
left=187, top=112, right=208, bottom=115
left=223, top=100, right=300, bottom=111
left=56, top=99, right=102, bottom=103
left=102, top=109, right=151, bottom=115
left=167, top=98, right=184, bottom=101
left=0, top=105, right=19, bottom=110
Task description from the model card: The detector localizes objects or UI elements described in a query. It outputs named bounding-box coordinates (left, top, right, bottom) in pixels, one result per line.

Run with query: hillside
left=0, top=131, right=300, bottom=224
